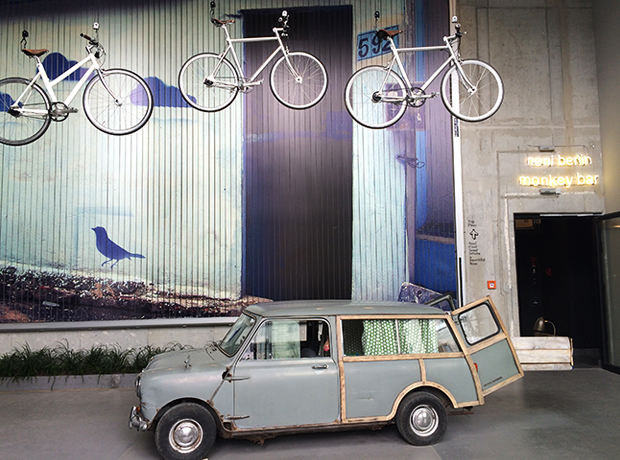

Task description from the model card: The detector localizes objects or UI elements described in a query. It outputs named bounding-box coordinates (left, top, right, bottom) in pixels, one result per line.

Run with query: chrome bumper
left=128, top=405, right=149, bottom=431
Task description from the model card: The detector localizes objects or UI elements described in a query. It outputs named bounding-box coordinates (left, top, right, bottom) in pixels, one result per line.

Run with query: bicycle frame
left=12, top=46, right=106, bottom=115
left=210, top=24, right=297, bottom=87
left=380, top=33, right=474, bottom=101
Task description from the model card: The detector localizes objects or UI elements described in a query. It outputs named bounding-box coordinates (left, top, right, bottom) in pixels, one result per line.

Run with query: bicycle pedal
left=68, top=107, right=79, bottom=113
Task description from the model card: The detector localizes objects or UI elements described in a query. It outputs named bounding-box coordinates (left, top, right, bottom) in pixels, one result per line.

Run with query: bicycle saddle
left=22, top=48, right=48, bottom=57
left=211, top=17, right=235, bottom=26
left=376, top=29, right=402, bottom=40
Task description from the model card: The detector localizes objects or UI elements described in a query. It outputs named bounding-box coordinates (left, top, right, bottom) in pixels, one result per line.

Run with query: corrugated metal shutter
left=0, top=0, right=455, bottom=322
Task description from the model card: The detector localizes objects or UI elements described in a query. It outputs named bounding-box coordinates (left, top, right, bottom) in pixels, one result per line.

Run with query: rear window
left=342, top=318, right=459, bottom=356
left=458, top=303, right=500, bottom=345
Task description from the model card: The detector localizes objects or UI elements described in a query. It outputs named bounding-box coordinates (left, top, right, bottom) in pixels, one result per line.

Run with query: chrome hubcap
left=169, top=419, right=203, bottom=453
left=410, top=404, right=438, bottom=436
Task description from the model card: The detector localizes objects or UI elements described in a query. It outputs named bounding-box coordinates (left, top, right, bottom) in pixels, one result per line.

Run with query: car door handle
left=312, top=364, right=329, bottom=370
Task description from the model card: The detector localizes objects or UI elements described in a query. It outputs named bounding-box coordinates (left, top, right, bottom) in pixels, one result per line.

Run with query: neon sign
left=519, top=154, right=599, bottom=189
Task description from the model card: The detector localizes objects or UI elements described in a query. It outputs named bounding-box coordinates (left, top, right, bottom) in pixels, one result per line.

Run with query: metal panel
left=0, top=0, right=455, bottom=322
left=343, top=358, right=420, bottom=418
left=424, top=357, right=478, bottom=402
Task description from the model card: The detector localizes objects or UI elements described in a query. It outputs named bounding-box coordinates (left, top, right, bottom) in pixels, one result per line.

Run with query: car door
left=451, top=296, right=524, bottom=396
left=231, top=318, right=340, bottom=429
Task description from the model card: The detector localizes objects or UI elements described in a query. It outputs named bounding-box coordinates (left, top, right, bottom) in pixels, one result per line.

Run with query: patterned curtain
left=362, top=319, right=399, bottom=355
left=362, top=319, right=438, bottom=355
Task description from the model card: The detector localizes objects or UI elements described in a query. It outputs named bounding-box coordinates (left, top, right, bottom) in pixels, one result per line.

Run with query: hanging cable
left=20, top=29, right=28, bottom=49
left=210, top=1, right=216, bottom=19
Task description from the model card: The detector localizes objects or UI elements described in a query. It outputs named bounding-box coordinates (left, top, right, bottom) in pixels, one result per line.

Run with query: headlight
left=135, top=373, right=142, bottom=399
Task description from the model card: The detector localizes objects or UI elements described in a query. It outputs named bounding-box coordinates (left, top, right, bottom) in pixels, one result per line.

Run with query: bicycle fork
left=275, top=33, right=303, bottom=84
left=96, top=69, right=123, bottom=106
left=443, top=37, right=477, bottom=95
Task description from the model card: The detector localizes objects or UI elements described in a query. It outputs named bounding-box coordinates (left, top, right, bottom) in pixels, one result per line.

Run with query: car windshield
left=218, top=313, right=256, bottom=356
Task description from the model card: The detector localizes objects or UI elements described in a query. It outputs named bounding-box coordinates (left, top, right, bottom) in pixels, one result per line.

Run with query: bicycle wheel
left=0, top=77, right=51, bottom=146
left=270, top=52, right=328, bottom=109
left=344, top=65, right=407, bottom=129
left=178, top=53, right=239, bottom=112
left=440, top=59, right=503, bottom=122
left=83, top=69, right=153, bottom=135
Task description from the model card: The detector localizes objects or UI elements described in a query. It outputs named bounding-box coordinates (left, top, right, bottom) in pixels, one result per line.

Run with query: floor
left=1, top=368, right=619, bottom=460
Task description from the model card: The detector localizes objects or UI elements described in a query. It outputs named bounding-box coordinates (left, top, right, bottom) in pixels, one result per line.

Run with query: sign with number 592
left=357, top=26, right=400, bottom=61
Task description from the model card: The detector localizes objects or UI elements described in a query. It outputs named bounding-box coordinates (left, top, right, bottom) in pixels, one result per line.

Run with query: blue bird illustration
left=92, top=226, right=145, bottom=268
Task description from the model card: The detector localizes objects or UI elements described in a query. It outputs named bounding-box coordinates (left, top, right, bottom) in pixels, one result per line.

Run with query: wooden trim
left=341, top=381, right=479, bottom=424
left=340, top=314, right=451, bottom=321
left=484, top=297, right=525, bottom=377
left=467, top=331, right=508, bottom=354
left=341, top=352, right=464, bottom=363
left=451, top=295, right=493, bottom=316
left=482, top=372, right=522, bottom=396
left=336, top=317, right=347, bottom=420
left=444, top=311, right=485, bottom=404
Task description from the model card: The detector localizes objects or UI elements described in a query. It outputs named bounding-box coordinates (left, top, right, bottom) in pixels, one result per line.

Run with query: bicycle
left=178, top=10, right=328, bottom=112
left=344, top=16, right=504, bottom=129
left=0, top=23, right=154, bottom=146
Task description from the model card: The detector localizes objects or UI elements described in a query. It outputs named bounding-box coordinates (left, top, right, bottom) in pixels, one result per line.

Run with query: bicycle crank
left=50, top=102, right=78, bottom=122
left=241, top=78, right=263, bottom=93
left=408, top=88, right=434, bottom=108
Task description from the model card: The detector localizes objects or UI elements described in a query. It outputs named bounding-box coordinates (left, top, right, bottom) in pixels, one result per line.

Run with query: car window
left=342, top=318, right=459, bottom=356
left=458, top=303, right=500, bottom=345
left=240, top=319, right=331, bottom=360
left=218, top=313, right=256, bottom=356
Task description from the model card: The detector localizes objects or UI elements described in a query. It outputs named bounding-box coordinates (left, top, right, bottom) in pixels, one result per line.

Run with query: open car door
left=451, top=296, right=524, bottom=396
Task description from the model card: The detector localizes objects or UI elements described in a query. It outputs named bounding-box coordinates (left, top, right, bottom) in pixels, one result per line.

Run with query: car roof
left=244, top=299, right=448, bottom=318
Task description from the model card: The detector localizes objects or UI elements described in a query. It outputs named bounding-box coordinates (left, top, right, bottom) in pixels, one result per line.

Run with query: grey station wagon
left=129, top=297, right=523, bottom=460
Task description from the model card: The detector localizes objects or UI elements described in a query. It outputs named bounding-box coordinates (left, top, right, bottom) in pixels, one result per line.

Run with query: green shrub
left=0, top=341, right=190, bottom=380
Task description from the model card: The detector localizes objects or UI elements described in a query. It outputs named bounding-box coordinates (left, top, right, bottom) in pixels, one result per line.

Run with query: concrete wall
left=593, top=0, right=620, bottom=214
left=0, top=317, right=235, bottom=355
left=456, top=0, right=603, bottom=335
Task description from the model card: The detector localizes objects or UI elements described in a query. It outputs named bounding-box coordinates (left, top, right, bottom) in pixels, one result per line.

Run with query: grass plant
left=0, top=341, right=190, bottom=381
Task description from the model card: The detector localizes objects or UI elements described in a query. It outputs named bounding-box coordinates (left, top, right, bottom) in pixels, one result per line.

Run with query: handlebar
left=80, top=33, right=98, bottom=44
left=80, top=32, right=103, bottom=59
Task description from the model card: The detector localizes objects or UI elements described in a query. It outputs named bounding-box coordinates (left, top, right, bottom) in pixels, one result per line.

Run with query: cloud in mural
left=0, top=91, right=14, bottom=112
left=144, top=76, right=195, bottom=108
left=42, top=52, right=89, bottom=81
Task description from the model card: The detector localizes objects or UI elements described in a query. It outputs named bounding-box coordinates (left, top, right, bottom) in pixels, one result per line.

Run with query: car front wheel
left=155, top=402, right=217, bottom=460
left=396, top=392, right=447, bottom=446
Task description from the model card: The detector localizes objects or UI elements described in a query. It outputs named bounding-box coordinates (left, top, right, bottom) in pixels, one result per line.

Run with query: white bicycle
left=0, top=23, right=154, bottom=146
left=178, top=10, right=328, bottom=112
left=344, top=17, right=504, bottom=129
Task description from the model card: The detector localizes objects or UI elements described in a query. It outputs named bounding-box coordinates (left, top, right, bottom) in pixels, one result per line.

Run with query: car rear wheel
left=155, top=402, right=217, bottom=460
left=396, top=392, right=447, bottom=446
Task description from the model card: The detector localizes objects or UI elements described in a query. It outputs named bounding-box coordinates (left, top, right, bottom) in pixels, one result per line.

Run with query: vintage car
left=129, top=297, right=523, bottom=460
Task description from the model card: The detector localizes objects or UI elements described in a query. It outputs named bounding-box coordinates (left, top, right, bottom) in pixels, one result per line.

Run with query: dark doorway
left=243, top=7, right=353, bottom=300
left=514, top=215, right=602, bottom=362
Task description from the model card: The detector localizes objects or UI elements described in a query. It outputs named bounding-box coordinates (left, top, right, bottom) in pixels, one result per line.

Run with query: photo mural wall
left=0, top=0, right=455, bottom=322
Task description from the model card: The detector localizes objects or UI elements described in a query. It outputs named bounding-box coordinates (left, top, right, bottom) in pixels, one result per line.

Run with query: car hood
left=145, top=347, right=216, bottom=371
